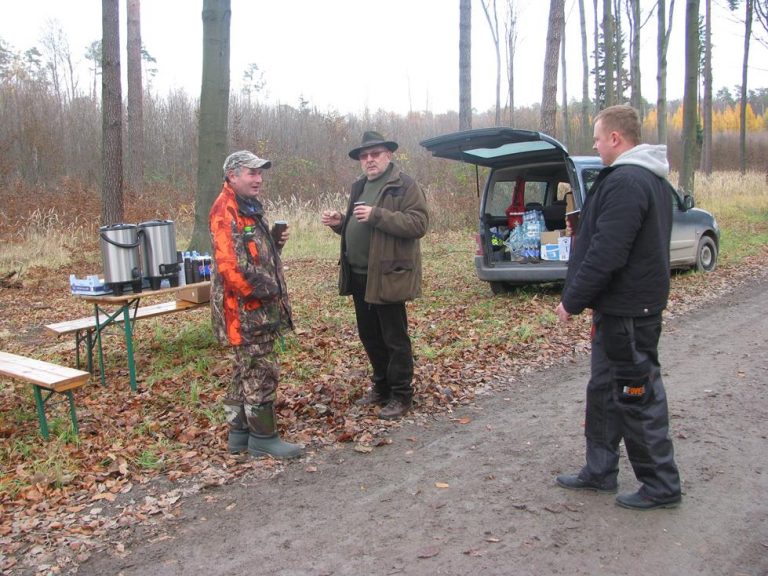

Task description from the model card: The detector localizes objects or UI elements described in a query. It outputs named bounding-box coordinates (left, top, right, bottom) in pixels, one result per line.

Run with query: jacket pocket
left=379, top=263, right=415, bottom=303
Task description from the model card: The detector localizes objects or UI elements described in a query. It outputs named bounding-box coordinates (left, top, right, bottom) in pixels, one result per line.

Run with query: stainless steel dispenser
left=99, top=223, right=143, bottom=295
left=138, top=219, right=179, bottom=290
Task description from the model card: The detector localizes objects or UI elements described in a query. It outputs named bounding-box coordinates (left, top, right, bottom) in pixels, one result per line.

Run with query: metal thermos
left=99, top=223, right=142, bottom=294
left=138, top=220, right=179, bottom=290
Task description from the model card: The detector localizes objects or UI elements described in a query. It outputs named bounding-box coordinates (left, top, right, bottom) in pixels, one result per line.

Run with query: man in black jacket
left=554, top=105, right=682, bottom=510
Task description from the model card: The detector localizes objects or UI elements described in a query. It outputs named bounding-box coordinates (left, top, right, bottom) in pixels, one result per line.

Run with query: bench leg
left=74, top=328, right=96, bottom=375
left=65, top=390, right=79, bottom=437
left=123, top=305, right=138, bottom=392
left=32, top=385, right=50, bottom=440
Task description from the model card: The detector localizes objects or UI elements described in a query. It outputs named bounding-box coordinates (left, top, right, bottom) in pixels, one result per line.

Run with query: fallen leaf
left=91, top=493, right=116, bottom=502
left=417, top=546, right=440, bottom=559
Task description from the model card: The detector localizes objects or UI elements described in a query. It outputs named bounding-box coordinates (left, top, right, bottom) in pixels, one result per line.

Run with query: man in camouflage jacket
left=209, top=150, right=302, bottom=459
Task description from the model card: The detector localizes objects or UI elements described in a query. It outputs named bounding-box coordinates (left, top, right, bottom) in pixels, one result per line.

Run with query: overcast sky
left=1, top=0, right=766, bottom=115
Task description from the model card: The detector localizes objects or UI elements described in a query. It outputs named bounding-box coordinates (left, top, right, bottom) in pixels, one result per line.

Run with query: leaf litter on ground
left=1, top=242, right=766, bottom=575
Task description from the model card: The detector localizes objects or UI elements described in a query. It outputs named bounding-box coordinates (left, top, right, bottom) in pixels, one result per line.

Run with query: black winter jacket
left=561, top=156, right=673, bottom=317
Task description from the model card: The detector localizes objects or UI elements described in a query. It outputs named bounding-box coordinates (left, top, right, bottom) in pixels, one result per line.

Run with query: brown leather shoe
left=379, top=397, right=412, bottom=420
left=355, top=388, right=390, bottom=407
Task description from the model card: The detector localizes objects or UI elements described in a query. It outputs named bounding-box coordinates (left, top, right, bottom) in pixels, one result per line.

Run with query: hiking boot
left=379, top=396, right=412, bottom=420
left=555, top=473, right=618, bottom=494
left=615, top=491, right=681, bottom=510
left=355, top=388, right=390, bottom=407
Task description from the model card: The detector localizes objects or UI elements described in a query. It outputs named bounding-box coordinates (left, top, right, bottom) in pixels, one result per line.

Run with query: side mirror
left=683, top=195, right=695, bottom=210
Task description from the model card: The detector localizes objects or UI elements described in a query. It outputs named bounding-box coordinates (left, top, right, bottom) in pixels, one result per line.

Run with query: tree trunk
left=612, top=0, right=624, bottom=103
left=505, top=0, right=517, bottom=126
left=739, top=0, right=753, bottom=175
left=459, top=0, right=472, bottom=130
left=101, top=0, right=123, bottom=225
left=481, top=0, right=502, bottom=126
left=700, top=0, right=712, bottom=174
left=560, top=21, right=571, bottom=147
left=189, top=0, right=231, bottom=253
left=629, top=0, right=642, bottom=117
left=541, top=0, right=564, bottom=134
left=603, top=0, right=616, bottom=107
left=679, top=0, right=700, bottom=196
left=593, top=0, right=600, bottom=107
left=657, top=0, right=675, bottom=145
left=578, top=0, right=591, bottom=151
left=127, top=0, right=144, bottom=195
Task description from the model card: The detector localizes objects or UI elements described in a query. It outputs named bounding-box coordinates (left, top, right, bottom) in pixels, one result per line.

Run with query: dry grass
left=0, top=170, right=765, bottom=276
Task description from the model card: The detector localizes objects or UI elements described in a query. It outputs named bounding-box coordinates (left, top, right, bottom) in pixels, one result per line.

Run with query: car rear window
left=486, top=178, right=548, bottom=217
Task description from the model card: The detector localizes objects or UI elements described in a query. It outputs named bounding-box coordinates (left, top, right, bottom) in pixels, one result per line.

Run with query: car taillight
left=474, top=233, right=484, bottom=256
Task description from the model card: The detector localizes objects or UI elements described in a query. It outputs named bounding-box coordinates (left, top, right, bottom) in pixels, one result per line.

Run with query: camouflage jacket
left=208, top=182, right=292, bottom=346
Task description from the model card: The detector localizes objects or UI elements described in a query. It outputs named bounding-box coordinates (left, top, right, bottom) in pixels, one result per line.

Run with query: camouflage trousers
left=223, top=339, right=279, bottom=430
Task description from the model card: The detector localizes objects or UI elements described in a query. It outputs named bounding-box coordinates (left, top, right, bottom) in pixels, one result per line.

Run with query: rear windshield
left=486, top=179, right=548, bottom=216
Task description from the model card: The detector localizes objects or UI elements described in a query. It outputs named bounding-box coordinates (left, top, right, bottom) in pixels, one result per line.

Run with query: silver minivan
left=421, top=128, right=720, bottom=294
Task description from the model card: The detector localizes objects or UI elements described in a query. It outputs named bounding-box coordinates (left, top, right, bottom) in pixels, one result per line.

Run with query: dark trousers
left=350, top=273, right=414, bottom=399
left=581, top=312, right=681, bottom=499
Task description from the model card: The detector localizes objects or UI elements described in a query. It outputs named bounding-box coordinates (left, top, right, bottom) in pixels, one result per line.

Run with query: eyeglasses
left=358, top=149, right=387, bottom=161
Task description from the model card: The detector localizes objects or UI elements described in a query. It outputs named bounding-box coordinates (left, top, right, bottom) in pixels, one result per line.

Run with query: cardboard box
left=176, top=283, right=211, bottom=304
left=558, top=236, right=572, bottom=261
left=69, top=274, right=111, bottom=295
left=540, top=230, right=564, bottom=245
left=540, top=244, right=560, bottom=261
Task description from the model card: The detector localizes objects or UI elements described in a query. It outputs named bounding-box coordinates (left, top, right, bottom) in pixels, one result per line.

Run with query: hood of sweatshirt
left=612, top=143, right=670, bottom=178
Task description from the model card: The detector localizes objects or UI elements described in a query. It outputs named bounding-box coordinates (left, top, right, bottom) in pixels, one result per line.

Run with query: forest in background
left=1, top=79, right=768, bottom=198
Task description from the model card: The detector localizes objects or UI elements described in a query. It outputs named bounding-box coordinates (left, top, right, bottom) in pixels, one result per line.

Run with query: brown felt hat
left=348, top=131, right=399, bottom=160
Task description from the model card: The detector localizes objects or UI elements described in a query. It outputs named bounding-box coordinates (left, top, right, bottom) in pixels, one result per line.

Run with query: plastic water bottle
left=203, top=253, right=212, bottom=280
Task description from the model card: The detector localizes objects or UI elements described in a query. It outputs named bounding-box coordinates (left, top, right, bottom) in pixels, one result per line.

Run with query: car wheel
left=490, top=281, right=510, bottom=295
left=694, top=236, right=718, bottom=272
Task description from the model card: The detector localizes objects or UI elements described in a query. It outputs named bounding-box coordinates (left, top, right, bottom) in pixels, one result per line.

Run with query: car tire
left=694, top=235, right=718, bottom=272
left=490, top=281, right=510, bottom=295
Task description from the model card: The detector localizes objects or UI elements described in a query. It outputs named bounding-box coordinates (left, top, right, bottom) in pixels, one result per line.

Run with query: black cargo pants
left=581, top=311, right=681, bottom=499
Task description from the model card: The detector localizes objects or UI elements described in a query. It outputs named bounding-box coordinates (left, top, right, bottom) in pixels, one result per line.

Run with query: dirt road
left=78, top=275, right=768, bottom=576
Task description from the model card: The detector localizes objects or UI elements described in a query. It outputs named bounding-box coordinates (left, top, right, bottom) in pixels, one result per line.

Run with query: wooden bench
left=45, top=300, right=204, bottom=373
left=0, top=351, right=90, bottom=440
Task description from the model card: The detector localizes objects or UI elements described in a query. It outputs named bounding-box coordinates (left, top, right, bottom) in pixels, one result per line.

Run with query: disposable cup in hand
left=271, top=220, right=287, bottom=243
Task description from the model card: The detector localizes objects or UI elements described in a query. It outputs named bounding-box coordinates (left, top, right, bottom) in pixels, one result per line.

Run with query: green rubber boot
left=227, top=429, right=250, bottom=453
left=225, top=405, right=250, bottom=454
left=247, top=402, right=303, bottom=460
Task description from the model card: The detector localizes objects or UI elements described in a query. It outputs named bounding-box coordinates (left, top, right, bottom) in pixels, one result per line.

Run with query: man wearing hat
left=209, top=150, right=303, bottom=459
left=321, top=131, right=429, bottom=419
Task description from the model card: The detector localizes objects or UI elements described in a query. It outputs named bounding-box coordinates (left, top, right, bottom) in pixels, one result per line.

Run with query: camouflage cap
left=223, top=150, right=272, bottom=176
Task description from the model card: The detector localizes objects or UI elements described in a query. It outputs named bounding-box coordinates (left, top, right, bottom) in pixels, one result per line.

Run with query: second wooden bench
left=45, top=300, right=204, bottom=373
